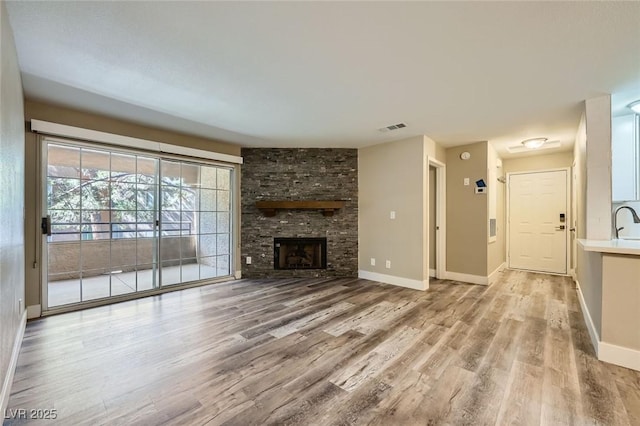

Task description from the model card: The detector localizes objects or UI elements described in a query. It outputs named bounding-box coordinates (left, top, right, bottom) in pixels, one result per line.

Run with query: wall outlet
left=385, top=260, right=391, bottom=269
left=370, top=258, right=376, bottom=266
left=464, top=178, right=470, bottom=186
left=246, top=256, right=252, bottom=265
left=390, top=211, right=396, bottom=220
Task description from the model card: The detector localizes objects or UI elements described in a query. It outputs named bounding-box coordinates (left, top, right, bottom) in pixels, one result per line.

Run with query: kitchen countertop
left=578, top=238, right=640, bottom=255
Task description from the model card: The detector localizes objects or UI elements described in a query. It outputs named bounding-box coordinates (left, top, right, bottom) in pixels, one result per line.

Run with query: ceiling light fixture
left=628, top=100, right=640, bottom=114
left=521, top=138, right=548, bottom=149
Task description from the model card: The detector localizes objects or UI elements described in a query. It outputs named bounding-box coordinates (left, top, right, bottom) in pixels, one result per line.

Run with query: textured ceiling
left=6, top=1, right=640, bottom=158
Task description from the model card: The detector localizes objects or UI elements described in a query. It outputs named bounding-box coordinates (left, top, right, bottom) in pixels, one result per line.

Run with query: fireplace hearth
left=274, top=237, right=327, bottom=270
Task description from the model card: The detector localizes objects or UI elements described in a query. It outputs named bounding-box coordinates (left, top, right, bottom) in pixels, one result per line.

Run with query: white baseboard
left=575, top=281, right=600, bottom=356
left=444, top=270, right=488, bottom=285
left=429, top=268, right=436, bottom=278
left=358, top=270, right=428, bottom=291
left=1, top=311, right=26, bottom=418
left=27, top=304, right=41, bottom=319
left=488, top=262, right=506, bottom=285
left=599, top=342, right=640, bottom=372
left=570, top=268, right=577, bottom=282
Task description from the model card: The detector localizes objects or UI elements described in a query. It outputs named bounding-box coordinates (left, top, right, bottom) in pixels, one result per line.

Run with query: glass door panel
left=44, top=140, right=233, bottom=310
left=45, top=142, right=160, bottom=308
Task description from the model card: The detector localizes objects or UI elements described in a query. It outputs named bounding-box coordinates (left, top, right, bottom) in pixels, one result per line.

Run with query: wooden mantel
left=255, top=200, right=346, bottom=217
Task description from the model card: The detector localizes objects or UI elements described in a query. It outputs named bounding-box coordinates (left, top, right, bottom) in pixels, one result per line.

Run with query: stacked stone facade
left=241, top=148, right=358, bottom=278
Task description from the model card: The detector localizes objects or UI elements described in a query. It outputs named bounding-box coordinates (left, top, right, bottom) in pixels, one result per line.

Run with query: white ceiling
left=6, top=1, right=640, bottom=158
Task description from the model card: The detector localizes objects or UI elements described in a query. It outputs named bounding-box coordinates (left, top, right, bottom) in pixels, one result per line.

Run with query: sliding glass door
left=43, top=139, right=233, bottom=310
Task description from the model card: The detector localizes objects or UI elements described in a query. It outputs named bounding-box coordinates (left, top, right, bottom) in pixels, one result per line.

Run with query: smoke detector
left=378, top=122, right=407, bottom=132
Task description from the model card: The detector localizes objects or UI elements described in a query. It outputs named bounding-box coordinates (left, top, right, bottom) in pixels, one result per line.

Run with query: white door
left=508, top=170, right=568, bottom=274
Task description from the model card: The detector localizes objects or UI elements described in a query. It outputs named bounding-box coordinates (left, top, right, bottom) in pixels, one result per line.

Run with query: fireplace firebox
left=274, top=237, right=327, bottom=270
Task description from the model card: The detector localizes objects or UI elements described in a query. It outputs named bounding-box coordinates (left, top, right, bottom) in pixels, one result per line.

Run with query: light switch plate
left=464, top=178, right=470, bottom=186
left=385, top=260, right=391, bottom=269
left=390, top=211, right=396, bottom=219
left=246, top=256, right=252, bottom=264
left=370, top=258, right=376, bottom=266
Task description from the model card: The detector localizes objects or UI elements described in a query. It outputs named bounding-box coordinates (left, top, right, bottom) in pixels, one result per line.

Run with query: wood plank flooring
left=5, top=270, right=640, bottom=425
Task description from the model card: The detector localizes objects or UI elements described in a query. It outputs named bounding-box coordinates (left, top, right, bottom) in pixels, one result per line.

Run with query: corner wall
left=358, top=136, right=429, bottom=289
left=358, top=136, right=428, bottom=288
left=446, top=142, right=489, bottom=278
left=585, top=95, right=612, bottom=240
left=1, top=0, right=26, bottom=414
left=573, top=108, right=604, bottom=350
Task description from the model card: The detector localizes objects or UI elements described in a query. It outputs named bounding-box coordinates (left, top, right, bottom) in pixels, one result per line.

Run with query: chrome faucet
left=614, top=205, right=640, bottom=239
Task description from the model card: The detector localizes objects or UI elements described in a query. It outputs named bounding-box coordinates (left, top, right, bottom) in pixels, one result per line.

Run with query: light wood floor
left=6, top=271, right=640, bottom=425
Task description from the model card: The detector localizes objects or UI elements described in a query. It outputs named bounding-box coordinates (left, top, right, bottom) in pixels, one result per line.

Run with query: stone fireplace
left=241, top=148, right=358, bottom=278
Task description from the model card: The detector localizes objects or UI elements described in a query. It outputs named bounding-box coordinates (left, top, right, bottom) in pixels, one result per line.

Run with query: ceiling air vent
left=378, top=122, right=408, bottom=132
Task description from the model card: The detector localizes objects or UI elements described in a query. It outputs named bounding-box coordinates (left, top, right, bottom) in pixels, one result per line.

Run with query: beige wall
left=446, top=142, right=489, bottom=276
left=574, top=97, right=616, bottom=350
left=601, top=254, right=640, bottom=351
left=502, top=151, right=573, bottom=175
left=573, top=102, right=608, bottom=352
left=359, top=136, right=426, bottom=282
left=487, top=143, right=505, bottom=276
left=23, top=101, right=243, bottom=311
left=1, top=1, right=26, bottom=412
left=577, top=246, right=602, bottom=336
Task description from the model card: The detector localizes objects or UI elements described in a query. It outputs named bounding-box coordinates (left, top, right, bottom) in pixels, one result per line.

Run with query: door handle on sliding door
left=41, top=215, right=52, bottom=236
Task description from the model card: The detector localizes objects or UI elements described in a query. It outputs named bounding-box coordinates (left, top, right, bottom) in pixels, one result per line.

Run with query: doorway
left=507, top=169, right=569, bottom=274
left=42, top=138, right=234, bottom=311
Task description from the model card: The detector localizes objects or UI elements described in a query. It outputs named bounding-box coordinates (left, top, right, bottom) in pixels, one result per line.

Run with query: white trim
left=599, top=342, right=640, bottom=372
left=427, top=156, right=446, bottom=281
left=1, top=311, right=27, bottom=418
left=26, top=304, right=41, bottom=319
left=445, top=270, right=488, bottom=285
left=488, top=262, right=506, bottom=284
left=422, top=153, right=429, bottom=285
left=506, top=167, right=571, bottom=275
left=234, top=270, right=242, bottom=279
left=30, top=119, right=243, bottom=164
left=576, top=281, right=600, bottom=356
left=429, top=268, right=436, bottom=278
left=358, top=270, right=428, bottom=291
